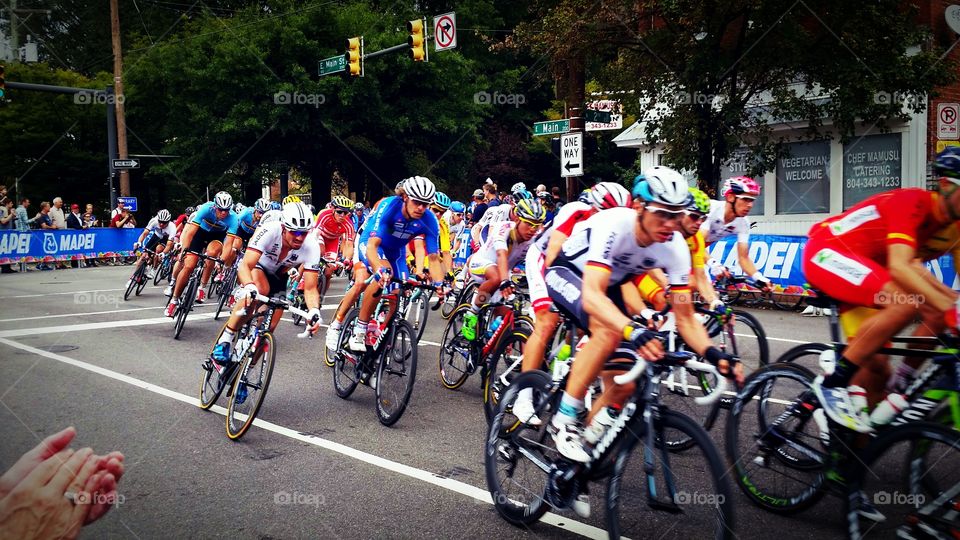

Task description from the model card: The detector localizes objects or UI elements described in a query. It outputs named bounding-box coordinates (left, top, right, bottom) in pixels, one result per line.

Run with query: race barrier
left=707, top=234, right=958, bottom=295
left=0, top=228, right=143, bottom=265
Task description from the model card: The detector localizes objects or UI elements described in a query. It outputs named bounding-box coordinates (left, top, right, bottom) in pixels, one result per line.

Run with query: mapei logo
left=43, top=233, right=59, bottom=254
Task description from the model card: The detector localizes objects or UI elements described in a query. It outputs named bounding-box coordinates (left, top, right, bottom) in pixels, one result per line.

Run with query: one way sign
left=560, top=132, right=583, bottom=177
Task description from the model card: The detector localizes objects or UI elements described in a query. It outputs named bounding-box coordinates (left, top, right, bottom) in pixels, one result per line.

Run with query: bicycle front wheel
left=483, top=331, right=528, bottom=424
left=226, top=332, right=276, bottom=440
left=607, top=409, right=736, bottom=540
left=438, top=305, right=473, bottom=389
left=724, top=309, right=770, bottom=371
left=404, top=292, right=430, bottom=342
left=199, top=323, right=236, bottom=410
left=123, top=261, right=143, bottom=301
left=333, top=309, right=361, bottom=398
left=375, top=320, right=418, bottom=426
left=173, top=279, right=196, bottom=340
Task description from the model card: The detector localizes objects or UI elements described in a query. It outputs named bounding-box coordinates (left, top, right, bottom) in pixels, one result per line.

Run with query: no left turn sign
left=434, top=12, right=457, bottom=51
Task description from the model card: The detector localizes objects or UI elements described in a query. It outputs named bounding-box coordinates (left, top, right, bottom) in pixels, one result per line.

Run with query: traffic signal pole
left=110, top=0, right=131, bottom=197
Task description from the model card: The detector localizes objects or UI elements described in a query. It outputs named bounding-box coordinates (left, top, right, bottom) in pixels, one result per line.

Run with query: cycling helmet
left=587, top=182, right=632, bottom=210
left=259, top=209, right=282, bottom=225
left=254, top=198, right=271, bottom=213
left=156, top=209, right=171, bottom=222
left=513, top=198, right=547, bottom=224
left=331, top=195, right=353, bottom=210
left=433, top=192, right=452, bottom=210
left=631, top=174, right=646, bottom=199
left=354, top=202, right=364, bottom=211
left=636, top=166, right=691, bottom=207
left=403, top=176, right=436, bottom=203
left=687, top=187, right=711, bottom=214
left=934, top=146, right=960, bottom=182
left=213, top=191, right=233, bottom=211
left=722, top=175, right=761, bottom=198
left=233, top=202, right=245, bottom=213
left=270, top=201, right=282, bottom=211
left=450, top=201, right=466, bottom=213
left=281, top=202, right=313, bottom=232
left=510, top=181, right=527, bottom=194
left=513, top=189, right=533, bottom=200
left=184, top=206, right=195, bottom=215
left=282, top=195, right=302, bottom=205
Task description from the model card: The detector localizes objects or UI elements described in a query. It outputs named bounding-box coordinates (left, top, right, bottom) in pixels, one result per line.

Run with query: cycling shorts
left=187, top=227, right=226, bottom=255
left=358, top=241, right=409, bottom=280
left=143, top=233, right=165, bottom=253
left=230, top=227, right=254, bottom=244
left=802, top=229, right=891, bottom=309
left=544, top=265, right=627, bottom=332
left=466, top=256, right=496, bottom=283
left=524, top=244, right=550, bottom=314
left=253, top=264, right=288, bottom=297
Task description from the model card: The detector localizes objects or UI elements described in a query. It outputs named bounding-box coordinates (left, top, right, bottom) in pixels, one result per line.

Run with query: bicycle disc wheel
left=483, top=331, right=528, bottom=424
left=375, top=320, right=418, bottom=426
left=846, top=421, right=960, bottom=539
left=438, top=305, right=473, bottom=390
left=199, top=323, right=235, bottom=410
left=607, top=409, right=736, bottom=540
left=226, top=332, right=276, bottom=440
left=725, top=363, right=827, bottom=514
left=333, top=310, right=361, bottom=398
left=484, top=370, right=555, bottom=526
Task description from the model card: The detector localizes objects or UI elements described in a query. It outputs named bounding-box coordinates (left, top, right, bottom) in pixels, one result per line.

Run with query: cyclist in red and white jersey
left=699, top=176, right=772, bottom=291
left=313, top=195, right=356, bottom=298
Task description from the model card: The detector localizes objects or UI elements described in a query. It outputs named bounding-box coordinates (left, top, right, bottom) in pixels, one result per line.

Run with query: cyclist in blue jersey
left=164, top=192, right=237, bottom=317
left=343, top=176, right=446, bottom=351
left=218, top=198, right=270, bottom=282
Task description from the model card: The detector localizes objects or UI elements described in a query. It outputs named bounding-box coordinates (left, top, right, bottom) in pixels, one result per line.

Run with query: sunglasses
left=409, top=199, right=430, bottom=208
left=684, top=210, right=707, bottom=221
left=335, top=210, right=350, bottom=215
left=287, top=229, right=310, bottom=238
left=646, top=206, right=686, bottom=222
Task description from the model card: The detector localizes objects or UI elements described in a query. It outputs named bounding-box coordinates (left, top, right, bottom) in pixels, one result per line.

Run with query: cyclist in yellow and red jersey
left=803, top=147, right=960, bottom=432
left=313, top=195, right=356, bottom=300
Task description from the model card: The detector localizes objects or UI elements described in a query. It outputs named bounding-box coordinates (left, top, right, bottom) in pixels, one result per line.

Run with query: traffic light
left=408, top=19, right=426, bottom=62
left=0, top=65, right=5, bottom=100
left=346, top=37, right=363, bottom=77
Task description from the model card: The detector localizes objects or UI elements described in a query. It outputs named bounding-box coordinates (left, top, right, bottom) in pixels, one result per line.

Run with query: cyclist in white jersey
left=210, top=203, right=323, bottom=364
left=699, top=176, right=772, bottom=290
left=544, top=172, right=742, bottom=464
left=133, top=209, right=177, bottom=279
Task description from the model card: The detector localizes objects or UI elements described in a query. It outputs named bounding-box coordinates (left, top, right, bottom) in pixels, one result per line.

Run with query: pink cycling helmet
left=722, top=176, right=761, bottom=198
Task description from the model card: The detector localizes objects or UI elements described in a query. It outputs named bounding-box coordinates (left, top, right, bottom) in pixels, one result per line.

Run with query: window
left=842, top=133, right=901, bottom=209
left=776, top=140, right=830, bottom=215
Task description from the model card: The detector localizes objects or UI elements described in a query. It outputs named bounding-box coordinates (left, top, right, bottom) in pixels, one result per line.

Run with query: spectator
left=0, top=426, right=125, bottom=540
left=15, top=198, right=32, bottom=232
left=123, top=212, right=136, bottom=228
left=484, top=182, right=500, bottom=207
left=470, top=189, right=488, bottom=224
left=551, top=186, right=564, bottom=208
left=110, top=200, right=125, bottom=220
left=0, top=185, right=8, bottom=207
left=110, top=208, right=132, bottom=228
left=0, top=199, right=15, bottom=273
left=49, top=197, right=67, bottom=230
left=36, top=202, right=56, bottom=230
left=66, top=204, right=84, bottom=268
left=535, top=183, right=547, bottom=194
left=81, top=204, right=98, bottom=228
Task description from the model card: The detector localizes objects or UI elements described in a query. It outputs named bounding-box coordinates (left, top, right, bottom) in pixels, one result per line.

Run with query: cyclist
left=132, top=209, right=176, bottom=279
left=461, top=198, right=547, bottom=342
left=219, top=198, right=270, bottom=279
left=211, top=202, right=323, bottom=364
left=282, top=195, right=302, bottom=206
left=804, top=146, right=960, bottom=430
left=636, top=185, right=725, bottom=311
left=342, top=177, right=447, bottom=351
left=314, top=195, right=356, bottom=300
left=352, top=202, right=366, bottom=231
left=164, top=192, right=236, bottom=317
left=408, top=192, right=454, bottom=279
left=513, top=182, right=633, bottom=422
left=544, top=175, right=741, bottom=462
left=469, top=188, right=532, bottom=247
left=699, top=176, right=772, bottom=291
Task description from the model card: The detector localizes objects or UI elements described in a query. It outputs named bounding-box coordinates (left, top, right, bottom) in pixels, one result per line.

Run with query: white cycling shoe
left=512, top=397, right=542, bottom=426
left=550, top=420, right=591, bottom=463
left=325, top=325, right=341, bottom=350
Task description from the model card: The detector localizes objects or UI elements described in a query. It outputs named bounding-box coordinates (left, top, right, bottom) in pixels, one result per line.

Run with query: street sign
left=938, top=103, right=959, bottom=140
left=585, top=99, right=623, bottom=131
left=584, top=109, right=612, bottom=123
left=112, top=159, right=139, bottom=169
left=533, top=119, right=570, bottom=137
left=433, top=12, right=457, bottom=51
left=319, top=54, right=347, bottom=76
left=561, top=132, right=584, bottom=177
left=117, top=197, right=137, bottom=212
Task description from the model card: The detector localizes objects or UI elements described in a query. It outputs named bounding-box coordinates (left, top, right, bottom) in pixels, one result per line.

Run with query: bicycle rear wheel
left=607, top=409, right=736, bottom=540
left=725, top=362, right=827, bottom=514
left=846, top=421, right=960, bottom=539
left=724, top=309, right=770, bottom=370
left=375, top=320, right=418, bottom=426
left=333, top=309, right=361, bottom=398
left=226, top=332, right=276, bottom=440
left=483, top=331, right=528, bottom=424
left=438, top=305, right=473, bottom=389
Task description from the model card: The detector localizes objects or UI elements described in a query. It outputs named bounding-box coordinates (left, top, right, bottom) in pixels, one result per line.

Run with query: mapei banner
left=707, top=234, right=959, bottom=294
left=0, top=229, right=143, bottom=264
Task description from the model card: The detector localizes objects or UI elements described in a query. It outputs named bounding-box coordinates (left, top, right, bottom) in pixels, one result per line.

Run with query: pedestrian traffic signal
left=408, top=19, right=426, bottom=62
left=346, top=37, right=363, bottom=77
left=0, top=65, right=6, bottom=100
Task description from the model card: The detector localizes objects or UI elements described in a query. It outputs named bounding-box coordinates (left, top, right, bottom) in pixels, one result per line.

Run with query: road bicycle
left=123, top=247, right=156, bottom=301
left=213, top=249, right=242, bottom=320
left=172, top=253, right=222, bottom=339
left=154, top=246, right=178, bottom=286
left=199, top=292, right=316, bottom=440
left=486, top=343, right=736, bottom=539
left=330, top=277, right=437, bottom=426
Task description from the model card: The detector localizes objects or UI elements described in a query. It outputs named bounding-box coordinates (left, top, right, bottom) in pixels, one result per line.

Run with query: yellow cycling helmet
left=282, top=195, right=302, bottom=205
left=331, top=195, right=354, bottom=210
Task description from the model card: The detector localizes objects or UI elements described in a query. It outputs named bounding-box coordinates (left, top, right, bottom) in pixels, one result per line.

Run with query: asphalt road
left=0, top=266, right=852, bottom=539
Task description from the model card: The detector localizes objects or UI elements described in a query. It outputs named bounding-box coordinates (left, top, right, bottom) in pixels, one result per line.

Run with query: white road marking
left=0, top=288, right=126, bottom=299
left=0, top=337, right=614, bottom=540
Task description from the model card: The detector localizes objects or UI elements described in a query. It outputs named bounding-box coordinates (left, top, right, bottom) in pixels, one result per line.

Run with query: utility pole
left=110, top=0, right=131, bottom=196
left=9, top=0, right=17, bottom=57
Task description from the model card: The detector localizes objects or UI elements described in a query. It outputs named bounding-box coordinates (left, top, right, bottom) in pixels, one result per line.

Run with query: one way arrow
left=564, top=161, right=580, bottom=172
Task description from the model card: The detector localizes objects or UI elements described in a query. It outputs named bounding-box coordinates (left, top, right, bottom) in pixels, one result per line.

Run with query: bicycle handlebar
left=238, top=292, right=318, bottom=339
left=613, top=351, right=728, bottom=406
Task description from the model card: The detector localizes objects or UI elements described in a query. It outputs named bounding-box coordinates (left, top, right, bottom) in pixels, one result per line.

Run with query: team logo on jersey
left=811, top=248, right=871, bottom=286
left=828, top=205, right=880, bottom=236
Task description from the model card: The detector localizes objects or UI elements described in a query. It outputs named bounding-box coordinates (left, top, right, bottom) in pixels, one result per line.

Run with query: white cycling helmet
left=587, top=182, right=632, bottom=210
left=259, top=209, right=283, bottom=225
left=233, top=202, right=245, bottom=213
left=281, top=202, right=313, bottom=232
left=403, top=176, right=436, bottom=203
left=640, top=166, right=691, bottom=207
left=156, top=209, right=171, bottom=222
left=213, top=191, right=233, bottom=210
left=510, top=181, right=527, bottom=194
left=254, top=198, right=271, bottom=213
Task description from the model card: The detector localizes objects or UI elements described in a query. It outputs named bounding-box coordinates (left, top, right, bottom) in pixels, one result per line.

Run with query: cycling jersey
left=699, top=199, right=750, bottom=244
left=361, top=196, right=439, bottom=254
left=452, top=228, right=471, bottom=267
left=228, top=207, right=260, bottom=239
left=247, top=221, right=323, bottom=275
left=802, top=188, right=948, bottom=308
left=315, top=208, right=356, bottom=241
left=190, top=201, right=238, bottom=233
left=636, top=231, right=707, bottom=303
left=144, top=217, right=177, bottom=242
left=533, top=201, right=593, bottom=252
left=406, top=217, right=450, bottom=270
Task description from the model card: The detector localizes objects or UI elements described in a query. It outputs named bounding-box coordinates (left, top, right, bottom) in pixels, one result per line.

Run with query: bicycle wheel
left=214, top=285, right=232, bottom=321
left=291, top=295, right=304, bottom=326
left=483, top=331, right=528, bottom=424
left=375, top=320, right=418, bottom=426
left=846, top=421, right=960, bottom=539
left=724, top=309, right=770, bottom=371
left=775, top=342, right=830, bottom=374
left=404, top=292, right=430, bottom=342
left=438, top=305, right=473, bottom=390
left=725, top=362, right=828, bottom=514
left=607, top=409, right=736, bottom=540
left=485, top=370, right=556, bottom=526
left=226, top=332, right=276, bottom=440
left=135, top=262, right=148, bottom=295
left=173, top=277, right=197, bottom=340
left=333, top=310, right=362, bottom=398
left=123, top=261, right=143, bottom=301
left=440, top=286, right=458, bottom=319
left=199, top=323, right=236, bottom=410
